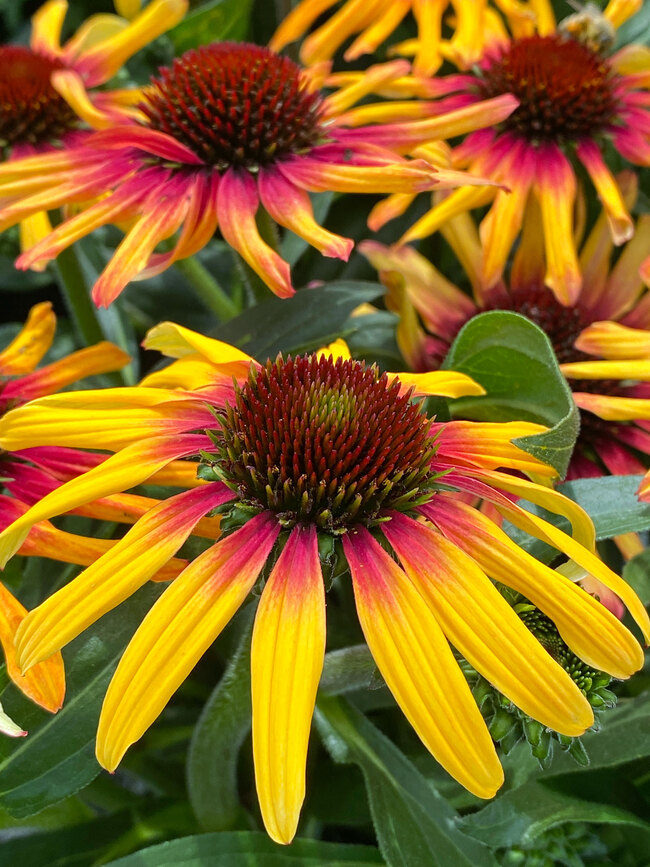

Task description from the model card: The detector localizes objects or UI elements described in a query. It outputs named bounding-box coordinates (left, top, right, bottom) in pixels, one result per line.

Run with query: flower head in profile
left=270, top=0, right=489, bottom=75
left=0, top=0, right=187, bottom=251
left=0, top=43, right=513, bottom=305
left=361, top=168, right=650, bottom=495
left=0, top=323, right=646, bottom=844
left=366, top=0, right=650, bottom=305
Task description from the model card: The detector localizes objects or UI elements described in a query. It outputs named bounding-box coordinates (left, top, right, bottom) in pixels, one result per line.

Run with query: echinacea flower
left=365, top=0, right=650, bottom=305
left=0, top=43, right=513, bottom=305
left=360, top=171, right=650, bottom=491
left=270, top=0, right=488, bottom=75
left=0, top=324, right=646, bottom=844
left=0, top=0, right=187, bottom=251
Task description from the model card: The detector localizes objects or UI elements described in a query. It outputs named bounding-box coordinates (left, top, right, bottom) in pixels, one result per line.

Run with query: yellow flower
left=0, top=325, right=645, bottom=843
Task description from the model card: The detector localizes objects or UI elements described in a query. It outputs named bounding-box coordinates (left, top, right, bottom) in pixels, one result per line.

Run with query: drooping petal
left=0, top=302, right=55, bottom=376
left=252, top=525, right=325, bottom=845
left=96, top=513, right=279, bottom=771
left=458, top=471, right=650, bottom=644
left=72, top=0, right=188, bottom=86
left=0, top=582, right=65, bottom=713
left=479, top=140, right=535, bottom=290
left=0, top=389, right=213, bottom=451
left=342, top=527, right=503, bottom=799
left=16, top=483, right=232, bottom=672
left=383, top=513, right=594, bottom=735
left=0, top=433, right=210, bottom=568
left=217, top=169, right=293, bottom=299
left=561, top=359, right=650, bottom=381
left=431, top=420, right=555, bottom=477
left=534, top=145, right=581, bottom=305
left=576, top=140, right=634, bottom=245
left=258, top=170, right=353, bottom=261
left=30, top=0, right=66, bottom=55
left=422, top=496, right=645, bottom=679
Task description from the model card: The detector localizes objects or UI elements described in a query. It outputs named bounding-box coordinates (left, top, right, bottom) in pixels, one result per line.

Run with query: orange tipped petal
left=0, top=582, right=65, bottom=713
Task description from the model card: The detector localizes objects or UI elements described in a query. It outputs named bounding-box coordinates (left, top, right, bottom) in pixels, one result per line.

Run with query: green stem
left=54, top=245, right=106, bottom=347
left=174, top=256, right=238, bottom=321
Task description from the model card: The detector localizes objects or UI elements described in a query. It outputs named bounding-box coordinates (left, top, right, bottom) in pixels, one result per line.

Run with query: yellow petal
left=424, top=496, right=645, bottom=679
left=0, top=582, right=65, bottom=713
left=470, top=473, right=650, bottom=646
left=384, top=513, right=593, bottom=735
left=343, top=527, right=503, bottom=799
left=391, top=370, right=486, bottom=398
left=16, top=484, right=230, bottom=671
left=252, top=525, right=325, bottom=845
left=96, top=513, right=279, bottom=770
left=0, top=433, right=207, bottom=568
left=143, top=321, right=255, bottom=376
left=0, top=302, right=56, bottom=376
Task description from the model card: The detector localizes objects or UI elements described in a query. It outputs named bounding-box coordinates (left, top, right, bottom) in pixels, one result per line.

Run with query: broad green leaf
left=187, top=608, right=254, bottom=831
left=0, top=810, right=134, bottom=867
left=623, top=548, right=650, bottom=606
left=0, top=584, right=161, bottom=818
left=315, top=695, right=498, bottom=867
left=443, top=311, right=579, bottom=477
left=167, top=0, right=255, bottom=53
left=461, top=775, right=650, bottom=848
left=463, top=695, right=650, bottom=848
left=213, top=282, right=384, bottom=360
left=102, top=832, right=383, bottom=866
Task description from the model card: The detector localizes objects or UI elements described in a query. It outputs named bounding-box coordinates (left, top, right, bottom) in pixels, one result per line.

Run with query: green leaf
left=102, top=832, right=383, bottom=866
left=623, top=548, right=650, bottom=606
left=0, top=584, right=161, bottom=818
left=461, top=774, right=650, bottom=849
left=443, top=311, right=579, bottom=477
left=462, top=695, right=650, bottom=848
left=213, top=282, right=384, bottom=360
left=187, top=608, right=254, bottom=831
left=167, top=0, right=254, bottom=54
left=0, top=810, right=134, bottom=867
left=315, top=695, right=498, bottom=867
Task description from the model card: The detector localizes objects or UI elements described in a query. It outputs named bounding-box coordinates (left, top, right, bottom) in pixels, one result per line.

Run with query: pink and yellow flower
left=365, top=0, right=650, bottom=305
left=0, top=324, right=645, bottom=843
left=270, top=0, right=490, bottom=75
left=361, top=172, right=650, bottom=491
left=0, top=0, right=187, bottom=251
left=0, top=43, right=513, bottom=305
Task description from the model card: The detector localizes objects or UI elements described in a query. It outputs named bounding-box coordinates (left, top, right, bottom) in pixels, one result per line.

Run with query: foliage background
left=0, top=1, right=650, bottom=865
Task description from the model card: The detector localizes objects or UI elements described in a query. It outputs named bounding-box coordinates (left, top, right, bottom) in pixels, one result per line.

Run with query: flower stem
left=174, top=256, right=239, bottom=321
left=54, top=245, right=106, bottom=347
